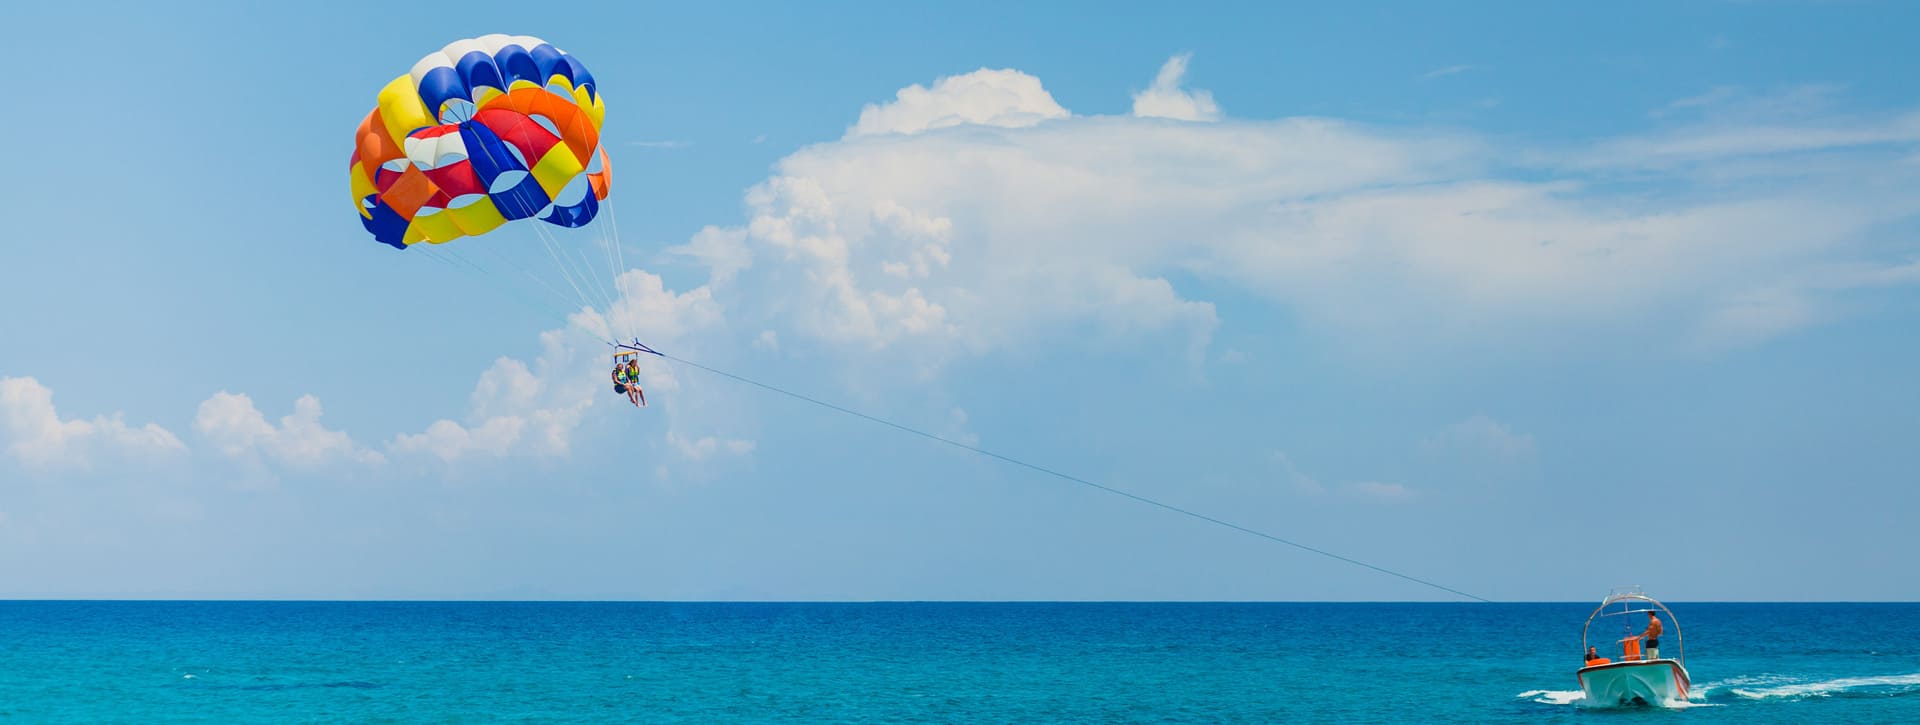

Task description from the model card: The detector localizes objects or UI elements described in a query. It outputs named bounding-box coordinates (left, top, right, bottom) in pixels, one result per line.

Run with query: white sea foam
left=1520, top=687, right=1719, bottom=708
left=1524, top=671, right=1920, bottom=709
left=1720, top=673, right=1920, bottom=700
left=1664, top=698, right=1723, bottom=709
left=1516, top=689, right=1585, bottom=706
left=1690, top=673, right=1792, bottom=699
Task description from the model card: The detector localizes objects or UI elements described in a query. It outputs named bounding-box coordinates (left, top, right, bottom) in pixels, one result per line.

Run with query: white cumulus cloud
left=666, top=70, right=1920, bottom=372
left=194, top=392, right=384, bottom=467
left=389, top=338, right=595, bottom=464
left=1132, top=54, right=1221, bottom=121
left=668, top=226, right=752, bottom=285
left=848, top=68, right=1069, bottom=137
left=0, top=376, right=185, bottom=471
left=390, top=269, right=743, bottom=465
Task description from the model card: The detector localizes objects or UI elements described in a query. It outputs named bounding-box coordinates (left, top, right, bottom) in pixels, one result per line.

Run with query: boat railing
left=1581, top=589, right=1684, bottom=668
left=1594, top=605, right=1661, bottom=617
left=1585, top=655, right=1676, bottom=666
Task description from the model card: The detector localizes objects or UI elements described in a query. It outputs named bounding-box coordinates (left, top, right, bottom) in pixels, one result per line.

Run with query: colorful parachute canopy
left=350, top=34, right=611, bottom=250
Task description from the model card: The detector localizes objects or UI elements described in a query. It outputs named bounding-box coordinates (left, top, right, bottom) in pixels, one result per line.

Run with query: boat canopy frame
left=1581, top=586, right=1684, bottom=667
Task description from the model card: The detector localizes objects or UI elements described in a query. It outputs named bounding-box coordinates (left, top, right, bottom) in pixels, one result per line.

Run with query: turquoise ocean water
left=2, top=602, right=1916, bottom=722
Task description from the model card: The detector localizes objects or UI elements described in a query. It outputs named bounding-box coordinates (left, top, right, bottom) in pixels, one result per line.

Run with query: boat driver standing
left=1642, top=611, right=1663, bottom=659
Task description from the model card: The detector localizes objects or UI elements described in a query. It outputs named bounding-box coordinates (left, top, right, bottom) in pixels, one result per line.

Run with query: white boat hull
left=1577, top=660, right=1691, bottom=707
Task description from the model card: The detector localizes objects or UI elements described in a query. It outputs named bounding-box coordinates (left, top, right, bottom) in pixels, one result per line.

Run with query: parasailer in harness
left=624, top=359, right=646, bottom=407
left=608, top=339, right=658, bottom=409
left=612, top=355, right=645, bottom=408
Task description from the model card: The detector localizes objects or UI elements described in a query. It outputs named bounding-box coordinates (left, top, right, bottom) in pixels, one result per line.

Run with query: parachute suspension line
left=474, top=252, right=583, bottom=317
left=573, top=243, right=618, bottom=315
left=538, top=206, right=617, bottom=323
left=525, top=204, right=593, bottom=308
left=655, top=352, right=1494, bottom=604
left=422, top=244, right=616, bottom=352
left=595, top=206, right=631, bottom=341
left=443, top=246, right=518, bottom=289
left=420, top=244, right=495, bottom=286
left=532, top=213, right=627, bottom=345
left=523, top=196, right=607, bottom=324
left=607, top=200, right=639, bottom=344
left=578, top=242, right=627, bottom=342
left=602, top=197, right=634, bottom=334
left=413, top=243, right=464, bottom=272
left=414, top=245, right=531, bottom=306
left=465, top=241, right=581, bottom=312
left=428, top=245, right=583, bottom=327
left=489, top=113, right=627, bottom=343
left=462, top=120, right=602, bottom=321
left=605, top=198, right=631, bottom=293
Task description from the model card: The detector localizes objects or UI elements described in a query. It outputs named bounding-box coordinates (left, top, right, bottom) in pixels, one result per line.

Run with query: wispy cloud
left=1421, top=64, right=1483, bottom=80
left=1692, top=259, right=1920, bottom=352
left=668, top=431, right=756, bottom=460
left=1654, top=86, right=1741, bottom=117
left=1343, top=481, right=1416, bottom=504
left=1421, top=416, right=1536, bottom=466
left=1269, top=450, right=1326, bottom=495
left=1651, top=84, right=1848, bottom=122
left=1269, top=451, right=1414, bottom=504
left=1576, top=93, right=1919, bottom=170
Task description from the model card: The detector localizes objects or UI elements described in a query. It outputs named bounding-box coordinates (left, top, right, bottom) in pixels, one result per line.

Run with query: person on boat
left=1642, top=611, right=1663, bottom=659
left=623, top=359, right=647, bottom=408
left=1584, top=646, right=1605, bottom=666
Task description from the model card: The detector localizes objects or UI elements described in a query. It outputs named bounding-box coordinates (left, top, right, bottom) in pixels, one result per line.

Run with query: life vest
left=615, top=368, right=632, bottom=384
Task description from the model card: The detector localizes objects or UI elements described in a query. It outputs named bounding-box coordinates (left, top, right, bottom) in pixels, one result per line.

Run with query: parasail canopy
left=349, top=34, right=611, bottom=250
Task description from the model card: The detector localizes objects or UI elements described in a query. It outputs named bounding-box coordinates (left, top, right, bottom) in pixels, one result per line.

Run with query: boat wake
left=1515, top=688, right=1718, bottom=709
left=1515, top=689, right=1583, bottom=706
left=1523, top=672, right=1920, bottom=709
left=1694, top=672, right=1920, bottom=702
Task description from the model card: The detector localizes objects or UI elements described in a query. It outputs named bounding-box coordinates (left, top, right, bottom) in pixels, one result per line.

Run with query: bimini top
left=1582, top=586, right=1685, bottom=667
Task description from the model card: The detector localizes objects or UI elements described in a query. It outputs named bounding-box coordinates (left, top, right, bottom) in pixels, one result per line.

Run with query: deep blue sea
left=1, top=602, right=1915, bottom=722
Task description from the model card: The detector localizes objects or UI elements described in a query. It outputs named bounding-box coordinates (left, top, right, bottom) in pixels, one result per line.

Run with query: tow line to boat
left=419, top=245, right=1490, bottom=602
left=662, top=352, right=1494, bottom=603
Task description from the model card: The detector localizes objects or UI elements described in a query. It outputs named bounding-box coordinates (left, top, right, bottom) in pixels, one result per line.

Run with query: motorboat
left=1575, top=587, right=1691, bottom=707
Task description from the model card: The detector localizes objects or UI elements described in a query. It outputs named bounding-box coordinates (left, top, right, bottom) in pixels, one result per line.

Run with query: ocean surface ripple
left=2, top=601, right=1915, bottom=722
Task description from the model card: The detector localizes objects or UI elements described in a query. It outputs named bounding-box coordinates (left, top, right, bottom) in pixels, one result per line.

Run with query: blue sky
left=2, top=1, right=1917, bottom=601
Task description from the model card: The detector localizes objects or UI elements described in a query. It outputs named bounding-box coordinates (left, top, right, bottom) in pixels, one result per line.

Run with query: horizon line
left=5, top=598, right=1916, bottom=605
